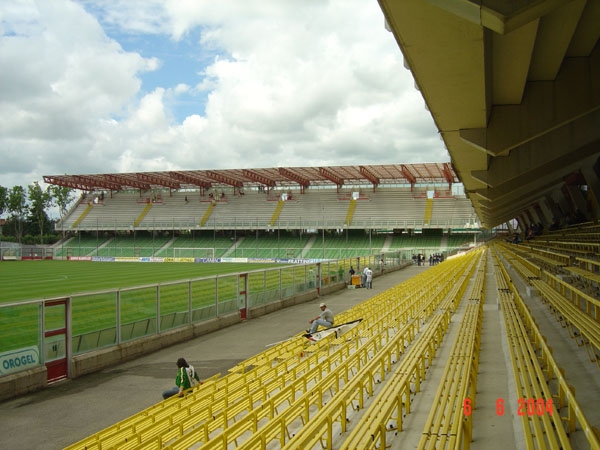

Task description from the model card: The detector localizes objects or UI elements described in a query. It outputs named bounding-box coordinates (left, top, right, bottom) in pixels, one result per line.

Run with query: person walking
left=308, top=303, right=334, bottom=333
left=365, top=267, right=373, bottom=289
left=162, top=357, right=201, bottom=399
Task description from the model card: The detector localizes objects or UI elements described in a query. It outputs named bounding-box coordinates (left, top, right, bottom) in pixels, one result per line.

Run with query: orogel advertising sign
left=0, top=346, right=40, bottom=376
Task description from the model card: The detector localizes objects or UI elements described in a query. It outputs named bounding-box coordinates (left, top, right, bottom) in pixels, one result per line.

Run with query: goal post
left=172, top=247, right=215, bottom=259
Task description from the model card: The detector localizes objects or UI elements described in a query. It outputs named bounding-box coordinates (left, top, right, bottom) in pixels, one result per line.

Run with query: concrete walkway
left=392, top=254, right=518, bottom=450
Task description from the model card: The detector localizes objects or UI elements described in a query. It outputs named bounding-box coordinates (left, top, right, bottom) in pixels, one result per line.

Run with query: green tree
left=0, top=185, right=7, bottom=240
left=28, top=181, right=53, bottom=244
left=7, top=185, right=28, bottom=243
left=49, top=184, right=76, bottom=221
left=0, top=185, right=7, bottom=216
left=49, top=184, right=76, bottom=242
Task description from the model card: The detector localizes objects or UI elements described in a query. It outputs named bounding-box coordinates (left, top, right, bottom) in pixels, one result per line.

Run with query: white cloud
left=0, top=0, right=445, bottom=195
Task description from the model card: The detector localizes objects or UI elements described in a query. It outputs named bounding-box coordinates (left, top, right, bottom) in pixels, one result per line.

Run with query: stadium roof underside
left=43, top=163, right=458, bottom=193
left=378, top=0, right=600, bottom=229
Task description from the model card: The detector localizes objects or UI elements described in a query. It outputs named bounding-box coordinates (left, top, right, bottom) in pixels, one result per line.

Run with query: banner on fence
left=0, top=346, right=40, bottom=376
left=67, top=256, right=327, bottom=264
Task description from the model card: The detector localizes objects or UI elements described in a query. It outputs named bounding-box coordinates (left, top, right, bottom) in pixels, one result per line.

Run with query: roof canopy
left=43, top=163, right=458, bottom=192
left=378, top=0, right=600, bottom=228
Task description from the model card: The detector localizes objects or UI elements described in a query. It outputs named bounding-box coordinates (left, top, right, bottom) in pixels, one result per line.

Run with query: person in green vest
left=162, top=357, right=201, bottom=399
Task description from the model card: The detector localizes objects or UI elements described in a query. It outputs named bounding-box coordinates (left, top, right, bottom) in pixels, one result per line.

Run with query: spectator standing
left=365, top=267, right=373, bottom=289
left=309, top=269, right=315, bottom=288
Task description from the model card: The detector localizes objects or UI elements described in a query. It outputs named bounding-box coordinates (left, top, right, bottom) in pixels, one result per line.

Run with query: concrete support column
left=567, top=184, right=588, bottom=219
left=516, top=215, right=527, bottom=233
left=529, top=207, right=542, bottom=226
left=581, top=163, right=600, bottom=220
left=553, top=188, right=571, bottom=219
left=538, top=199, right=553, bottom=225
left=545, top=193, right=561, bottom=222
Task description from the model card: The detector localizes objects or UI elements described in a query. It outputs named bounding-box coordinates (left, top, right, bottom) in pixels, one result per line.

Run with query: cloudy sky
left=0, top=0, right=447, bottom=192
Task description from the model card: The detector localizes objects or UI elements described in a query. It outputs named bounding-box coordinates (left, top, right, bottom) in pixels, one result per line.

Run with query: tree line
left=0, top=183, right=76, bottom=245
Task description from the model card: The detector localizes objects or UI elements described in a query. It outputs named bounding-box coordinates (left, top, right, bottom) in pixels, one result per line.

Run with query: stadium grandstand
left=1, top=1, right=599, bottom=450
left=42, top=163, right=482, bottom=260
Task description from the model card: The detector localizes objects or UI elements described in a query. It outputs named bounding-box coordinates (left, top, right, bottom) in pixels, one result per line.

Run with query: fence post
left=238, top=273, right=248, bottom=320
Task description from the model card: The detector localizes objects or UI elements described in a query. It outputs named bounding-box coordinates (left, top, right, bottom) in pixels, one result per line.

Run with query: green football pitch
left=0, top=260, right=288, bottom=304
left=0, top=260, right=301, bottom=351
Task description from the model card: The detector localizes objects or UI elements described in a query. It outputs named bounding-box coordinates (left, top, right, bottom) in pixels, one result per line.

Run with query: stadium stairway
left=1, top=252, right=599, bottom=450
left=300, top=235, right=317, bottom=258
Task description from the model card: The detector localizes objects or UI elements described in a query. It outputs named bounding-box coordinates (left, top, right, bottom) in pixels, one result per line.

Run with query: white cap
left=319, top=303, right=326, bottom=307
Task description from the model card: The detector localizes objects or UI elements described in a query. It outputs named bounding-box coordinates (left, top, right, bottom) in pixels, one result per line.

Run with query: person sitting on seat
left=162, top=357, right=202, bottom=399
left=308, top=303, right=334, bottom=333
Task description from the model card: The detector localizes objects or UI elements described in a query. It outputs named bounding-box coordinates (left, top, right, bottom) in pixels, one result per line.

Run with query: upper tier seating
left=59, top=188, right=478, bottom=232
